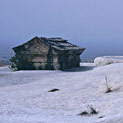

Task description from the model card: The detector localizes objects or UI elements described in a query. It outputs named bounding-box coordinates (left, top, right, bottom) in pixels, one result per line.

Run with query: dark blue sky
left=0, top=0, right=123, bottom=59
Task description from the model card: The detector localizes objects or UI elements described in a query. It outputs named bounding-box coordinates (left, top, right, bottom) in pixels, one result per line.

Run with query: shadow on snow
left=62, top=66, right=95, bottom=72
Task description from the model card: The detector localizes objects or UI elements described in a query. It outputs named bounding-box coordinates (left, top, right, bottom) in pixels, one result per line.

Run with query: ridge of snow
left=94, top=56, right=123, bottom=66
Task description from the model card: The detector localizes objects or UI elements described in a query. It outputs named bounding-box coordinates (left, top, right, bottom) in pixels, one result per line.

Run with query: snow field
left=0, top=63, right=123, bottom=122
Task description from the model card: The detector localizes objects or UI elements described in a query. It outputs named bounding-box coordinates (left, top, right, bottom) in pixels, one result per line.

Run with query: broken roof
left=13, top=36, right=85, bottom=52
left=39, top=37, right=85, bottom=51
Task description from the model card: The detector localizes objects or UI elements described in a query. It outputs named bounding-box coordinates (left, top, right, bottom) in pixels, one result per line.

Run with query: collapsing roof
left=13, top=36, right=85, bottom=52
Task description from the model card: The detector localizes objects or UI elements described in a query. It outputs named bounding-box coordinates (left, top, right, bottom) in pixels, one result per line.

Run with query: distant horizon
left=1, top=36, right=123, bottom=61
left=1, top=0, right=123, bottom=60
left=1, top=35, right=123, bottom=61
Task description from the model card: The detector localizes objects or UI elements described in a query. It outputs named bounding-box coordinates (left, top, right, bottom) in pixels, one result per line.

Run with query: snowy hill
left=0, top=63, right=123, bottom=123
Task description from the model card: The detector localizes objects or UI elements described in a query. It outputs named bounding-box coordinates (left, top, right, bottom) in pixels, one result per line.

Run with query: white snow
left=94, top=56, right=123, bottom=66
left=0, top=63, right=123, bottom=122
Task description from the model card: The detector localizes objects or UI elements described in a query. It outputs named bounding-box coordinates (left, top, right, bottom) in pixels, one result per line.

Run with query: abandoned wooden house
left=11, top=36, right=85, bottom=70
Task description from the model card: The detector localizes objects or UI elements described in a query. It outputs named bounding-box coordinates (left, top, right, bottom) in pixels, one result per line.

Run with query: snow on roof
left=40, top=37, right=67, bottom=42
left=13, top=36, right=85, bottom=52
left=39, top=37, right=85, bottom=51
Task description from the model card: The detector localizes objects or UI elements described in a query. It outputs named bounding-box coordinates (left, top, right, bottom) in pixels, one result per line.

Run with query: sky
left=0, top=0, right=123, bottom=60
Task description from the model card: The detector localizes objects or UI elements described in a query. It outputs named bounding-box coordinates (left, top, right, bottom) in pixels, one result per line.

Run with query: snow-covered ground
left=94, top=56, right=123, bottom=66
left=0, top=63, right=123, bottom=123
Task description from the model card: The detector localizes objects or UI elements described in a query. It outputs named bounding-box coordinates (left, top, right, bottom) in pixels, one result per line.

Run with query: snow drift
left=94, top=56, right=123, bottom=66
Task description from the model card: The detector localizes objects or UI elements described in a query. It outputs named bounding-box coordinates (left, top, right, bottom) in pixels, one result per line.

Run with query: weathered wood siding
left=13, top=37, right=84, bottom=70
left=20, top=38, right=60, bottom=70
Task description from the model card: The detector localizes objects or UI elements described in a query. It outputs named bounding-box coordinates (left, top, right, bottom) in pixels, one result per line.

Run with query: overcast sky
left=0, top=0, right=123, bottom=59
